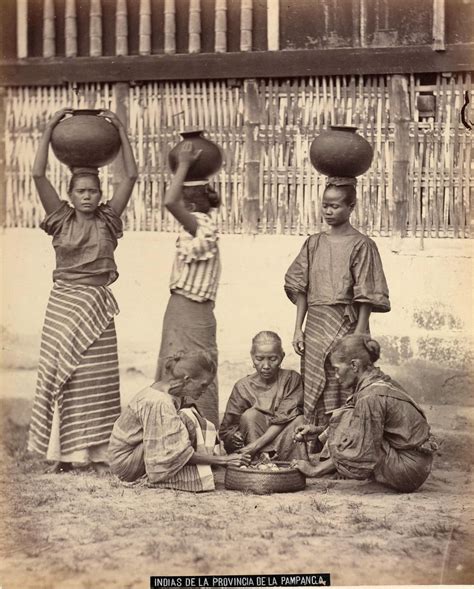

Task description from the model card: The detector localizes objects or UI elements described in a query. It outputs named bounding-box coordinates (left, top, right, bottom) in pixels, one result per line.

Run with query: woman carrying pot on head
left=292, top=335, right=437, bottom=493
left=109, top=351, right=251, bottom=491
left=219, top=331, right=307, bottom=462
left=28, top=108, right=138, bottom=473
left=284, top=177, right=390, bottom=428
left=155, top=141, right=221, bottom=428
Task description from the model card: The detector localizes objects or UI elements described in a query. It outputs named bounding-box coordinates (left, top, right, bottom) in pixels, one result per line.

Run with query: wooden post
left=215, top=0, right=227, bottom=53
left=243, top=79, right=261, bottom=233
left=359, top=0, right=367, bottom=48
left=116, top=0, right=128, bottom=56
left=16, top=0, right=28, bottom=58
left=164, top=0, right=176, bottom=54
left=352, top=0, right=361, bottom=47
left=240, top=0, right=252, bottom=52
left=65, top=0, right=78, bottom=57
left=391, top=75, right=411, bottom=249
left=189, top=0, right=201, bottom=53
left=112, top=83, right=129, bottom=194
left=0, top=88, right=6, bottom=227
left=433, top=0, right=446, bottom=51
left=90, top=0, right=103, bottom=57
left=43, top=0, right=56, bottom=58
left=139, top=0, right=152, bottom=55
left=267, top=0, right=279, bottom=51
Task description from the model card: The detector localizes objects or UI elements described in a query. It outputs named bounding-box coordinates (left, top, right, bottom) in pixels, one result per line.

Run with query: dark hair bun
left=207, top=187, right=221, bottom=208
left=365, top=339, right=381, bottom=362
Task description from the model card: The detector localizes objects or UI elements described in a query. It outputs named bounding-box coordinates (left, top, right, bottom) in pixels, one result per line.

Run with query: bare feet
left=291, top=460, right=320, bottom=477
left=92, top=462, right=110, bottom=475
left=44, top=461, right=74, bottom=474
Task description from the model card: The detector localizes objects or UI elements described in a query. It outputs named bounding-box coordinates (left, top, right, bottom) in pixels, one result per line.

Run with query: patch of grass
left=143, top=540, right=161, bottom=560
left=354, top=540, right=380, bottom=553
left=310, top=497, right=333, bottom=514
left=278, top=502, right=301, bottom=515
left=348, top=501, right=363, bottom=510
left=349, top=509, right=374, bottom=526
left=410, top=521, right=455, bottom=538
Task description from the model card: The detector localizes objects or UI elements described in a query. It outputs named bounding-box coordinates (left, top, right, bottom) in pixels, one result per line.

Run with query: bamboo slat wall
left=4, top=73, right=473, bottom=237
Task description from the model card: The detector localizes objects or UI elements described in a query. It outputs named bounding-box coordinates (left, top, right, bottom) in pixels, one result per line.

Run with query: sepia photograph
left=0, top=0, right=473, bottom=587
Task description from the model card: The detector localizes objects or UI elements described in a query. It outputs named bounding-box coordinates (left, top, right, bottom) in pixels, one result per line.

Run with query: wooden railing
left=1, top=0, right=472, bottom=87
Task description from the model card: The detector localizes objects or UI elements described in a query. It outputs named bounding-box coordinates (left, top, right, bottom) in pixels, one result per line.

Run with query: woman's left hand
left=99, top=110, right=123, bottom=129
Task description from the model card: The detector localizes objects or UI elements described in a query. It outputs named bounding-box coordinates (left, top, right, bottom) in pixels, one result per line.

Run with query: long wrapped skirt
left=302, top=304, right=357, bottom=425
left=28, top=281, right=121, bottom=461
left=156, top=293, right=219, bottom=427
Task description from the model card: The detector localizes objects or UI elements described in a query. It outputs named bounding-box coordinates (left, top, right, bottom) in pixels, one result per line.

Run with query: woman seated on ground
left=219, top=331, right=307, bottom=462
left=292, top=335, right=437, bottom=493
left=108, top=351, right=251, bottom=492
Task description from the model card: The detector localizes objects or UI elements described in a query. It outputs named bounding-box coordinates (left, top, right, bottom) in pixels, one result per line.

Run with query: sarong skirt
left=28, top=281, right=121, bottom=457
left=302, top=304, right=357, bottom=424
left=156, top=293, right=219, bottom=427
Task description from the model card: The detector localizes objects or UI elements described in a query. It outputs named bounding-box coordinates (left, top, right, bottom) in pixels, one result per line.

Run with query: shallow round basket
left=225, top=462, right=306, bottom=495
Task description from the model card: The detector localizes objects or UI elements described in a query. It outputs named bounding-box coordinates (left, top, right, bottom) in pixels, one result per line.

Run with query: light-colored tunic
left=108, top=386, right=219, bottom=492
left=169, top=212, right=221, bottom=302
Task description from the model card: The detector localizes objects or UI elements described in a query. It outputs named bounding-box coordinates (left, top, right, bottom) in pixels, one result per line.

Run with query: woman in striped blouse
left=155, top=141, right=221, bottom=427
left=28, top=108, right=137, bottom=473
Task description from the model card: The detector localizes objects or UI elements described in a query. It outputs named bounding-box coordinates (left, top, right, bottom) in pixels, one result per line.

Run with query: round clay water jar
left=51, top=109, right=121, bottom=169
left=168, top=130, right=223, bottom=181
left=309, top=126, right=373, bottom=177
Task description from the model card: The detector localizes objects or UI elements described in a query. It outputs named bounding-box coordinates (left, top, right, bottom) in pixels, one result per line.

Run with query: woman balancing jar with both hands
left=155, top=141, right=222, bottom=428
left=28, top=108, right=138, bottom=473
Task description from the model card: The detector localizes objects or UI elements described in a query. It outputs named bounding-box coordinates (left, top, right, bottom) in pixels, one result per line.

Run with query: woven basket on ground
left=224, top=462, right=306, bottom=494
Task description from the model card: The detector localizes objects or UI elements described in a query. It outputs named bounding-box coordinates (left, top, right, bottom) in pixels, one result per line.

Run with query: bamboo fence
left=4, top=72, right=473, bottom=236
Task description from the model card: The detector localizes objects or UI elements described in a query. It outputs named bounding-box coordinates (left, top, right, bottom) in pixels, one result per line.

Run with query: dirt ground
left=1, top=367, right=473, bottom=589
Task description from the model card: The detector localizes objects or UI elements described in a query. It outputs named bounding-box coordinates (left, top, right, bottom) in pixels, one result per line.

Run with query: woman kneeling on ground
left=109, top=351, right=251, bottom=492
left=219, top=331, right=307, bottom=462
left=292, top=335, right=437, bottom=492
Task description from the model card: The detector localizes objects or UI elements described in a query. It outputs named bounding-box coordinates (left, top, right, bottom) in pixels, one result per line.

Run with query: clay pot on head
left=168, top=129, right=223, bottom=181
left=51, top=109, right=121, bottom=169
left=309, top=126, right=373, bottom=177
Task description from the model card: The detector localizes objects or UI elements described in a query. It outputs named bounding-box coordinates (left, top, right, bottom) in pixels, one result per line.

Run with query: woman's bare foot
left=44, top=461, right=74, bottom=474
left=92, top=462, right=109, bottom=475
left=291, top=459, right=321, bottom=477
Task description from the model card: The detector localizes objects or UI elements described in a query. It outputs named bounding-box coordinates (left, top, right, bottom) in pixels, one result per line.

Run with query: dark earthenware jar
left=309, top=125, right=373, bottom=177
left=168, top=130, right=223, bottom=181
left=51, top=109, right=121, bottom=169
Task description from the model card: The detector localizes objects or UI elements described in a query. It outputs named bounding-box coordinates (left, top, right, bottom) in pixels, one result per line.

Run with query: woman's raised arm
left=101, top=110, right=138, bottom=216
left=32, top=108, right=73, bottom=215
left=164, top=142, right=202, bottom=236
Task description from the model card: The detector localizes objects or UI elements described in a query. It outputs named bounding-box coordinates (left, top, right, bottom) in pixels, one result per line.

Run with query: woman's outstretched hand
left=47, top=108, right=73, bottom=129
left=293, top=424, right=323, bottom=443
left=292, top=328, right=305, bottom=356
left=224, top=452, right=252, bottom=468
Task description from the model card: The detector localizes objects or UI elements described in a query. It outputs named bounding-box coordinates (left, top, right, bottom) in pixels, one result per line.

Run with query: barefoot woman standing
left=28, top=108, right=137, bottom=472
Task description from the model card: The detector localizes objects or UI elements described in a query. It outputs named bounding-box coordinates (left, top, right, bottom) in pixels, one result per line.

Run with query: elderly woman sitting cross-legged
left=292, top=335, right=437, bottom=492
left=219, top=331, right=307, bottom=462
left=108, top=351, right=251, bottom=492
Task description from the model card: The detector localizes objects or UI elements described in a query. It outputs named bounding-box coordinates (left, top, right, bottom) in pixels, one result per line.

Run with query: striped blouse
left=169, top=212, right=221, bottom=302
